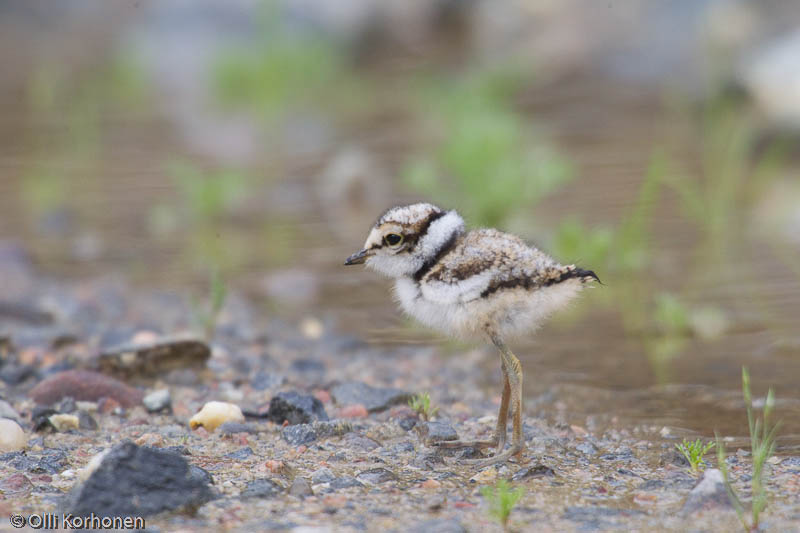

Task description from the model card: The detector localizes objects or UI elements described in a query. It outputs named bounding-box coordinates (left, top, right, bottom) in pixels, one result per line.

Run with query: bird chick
left=345, top=203, right=598, bottom=467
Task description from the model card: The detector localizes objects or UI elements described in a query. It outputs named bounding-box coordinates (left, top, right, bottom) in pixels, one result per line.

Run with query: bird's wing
left=419, top=229, right=554, bottom=304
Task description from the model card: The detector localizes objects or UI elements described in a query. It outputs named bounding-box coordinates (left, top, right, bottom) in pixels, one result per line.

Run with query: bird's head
left=344, top=203, right=463, bottom=278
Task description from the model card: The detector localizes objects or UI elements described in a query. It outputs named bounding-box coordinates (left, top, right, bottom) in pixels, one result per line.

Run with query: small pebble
left=143, top=389, right=171, bottom=412
left=311, top=467, right=336, bottom=485
left=0, top=418, right=26, bottom=452
left=48, top=413, right=80, bottom=432
left=189, top=401, right=245, bottom=432
left=290, top=477, right=313, bottom=498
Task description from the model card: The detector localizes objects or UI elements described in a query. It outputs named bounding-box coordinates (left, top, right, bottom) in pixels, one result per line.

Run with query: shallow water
left=2, top=46, right=799, bottom=456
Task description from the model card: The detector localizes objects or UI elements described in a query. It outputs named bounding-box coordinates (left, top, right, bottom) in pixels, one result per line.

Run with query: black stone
left=282, top=424, right=318, bottom=446
left=331, top=381, right=410, bottom=413
left=31, top=406, right=58, bottom=432
left=267, top=391, right=328, bottom=425
left=62, top=442, right=215, bottom=517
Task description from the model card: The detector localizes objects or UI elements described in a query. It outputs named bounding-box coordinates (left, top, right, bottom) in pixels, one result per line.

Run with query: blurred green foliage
left=22, top=53, right=148, bottom=217
left=404, top=66, right=573, bottom=228
left=168, top=160, right=250, bottom=221
left=212, top=2, right=356, bottom=121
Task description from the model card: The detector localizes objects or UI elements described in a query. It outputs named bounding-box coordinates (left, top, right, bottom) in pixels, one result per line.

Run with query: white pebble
left=0, top=418, right=26, bottom=452
left=189, top=401, right=244, bottom=432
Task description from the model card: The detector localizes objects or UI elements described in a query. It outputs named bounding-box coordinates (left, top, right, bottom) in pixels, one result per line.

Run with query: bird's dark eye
left=384, top=233, right=403, bottom=246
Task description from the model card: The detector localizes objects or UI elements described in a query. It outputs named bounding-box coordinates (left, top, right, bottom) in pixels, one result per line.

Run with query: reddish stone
left=339, top=404, right=368, bottom=418
left=28, top=370, right=143, bottom=407
left=421, top=479, right=441, bottom=489
left=314, top=390, right=331, bottom=404
left=0, top=473, right=33, bottom=495
left=453, top=501, right=475, bottom=509
left=98, top=397, right=122, bottom=414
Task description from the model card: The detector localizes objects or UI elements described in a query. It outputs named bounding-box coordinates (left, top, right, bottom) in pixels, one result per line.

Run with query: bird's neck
left=410, top=210, right=464, bottom=281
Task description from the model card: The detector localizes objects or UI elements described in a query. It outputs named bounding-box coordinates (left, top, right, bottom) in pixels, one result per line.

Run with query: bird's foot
left=463, top=442, right=525, bottom=469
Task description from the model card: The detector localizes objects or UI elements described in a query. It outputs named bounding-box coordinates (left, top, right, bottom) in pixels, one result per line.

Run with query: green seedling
left=481, top=479, right=524, bottom=532
left=408, top=392, right=438, bottom=421
left=192, top=271, right=227, bottom=340
left=716, top=367, right=780, bottom=532
left=676, top=438, right=715, bottom=474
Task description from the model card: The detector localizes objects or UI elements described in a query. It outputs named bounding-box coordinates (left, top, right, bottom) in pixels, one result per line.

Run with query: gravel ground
left=1, top=257, right=799, bottom=532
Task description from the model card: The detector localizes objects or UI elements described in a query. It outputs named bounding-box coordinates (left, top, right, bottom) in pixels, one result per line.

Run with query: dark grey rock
left=681, top=469, right=732, bottom=514
left=289, top=477, right=313, bottom=498
left=267, top=391, right=328, bottom=425
left=218, top=422, right=259, bottom=435
left=408, top=519, right=466, bottom=533
left=390, top=441, right=415, bottom=454
left=417, top=421, right=458, bottom=443
left=575, top=441, right=599, bottom=456
left=0, top=364, right=35, bottom=385
left=343, top=432, right=380, bottom=451
left=660, top=448, right=690, bottom=467
left=98, top=337, right=210, bottom=380
left=143, top=389, right=171, bottom=412
left=3, top=449, right=69, bottom=474
left=356, top=468, right=397, bottom=484
left=412, top=452, right=445, bottom=470
left=224, top=447, right=254, bottom=460
left=56, top=397, right=77, bottom=413
left=311, top=467, right=335, bottom=485
left=251, top=372, right=286, bottom=391
left=31, top=406, right=59, bottom=432
left=77, top=411, right=97, bottom=430
left=282, top=424, right=318, bottom=446
left=510, top=464, right=556, bottom=481
left=331, top=381, right=410, bottom=413
left=242, top=478, right=284, bottom=499
left=455, top=446, right=483, bottom=460
left=397, top=416, right=417, bottom=431
left=62, top=442, right=215, bottom=517
left=329, top=476, right=364, bottom=490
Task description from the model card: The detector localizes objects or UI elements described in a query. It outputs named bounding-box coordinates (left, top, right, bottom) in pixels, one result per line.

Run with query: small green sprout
left=716, top=367, right=780, bottom=532
left=408, top=392, right=438, bottom=421
left=676, top=438, right=715, bottom=474
left=192, top=271, right=227, bottom=340
left=481, top=479, right=524, bottom=532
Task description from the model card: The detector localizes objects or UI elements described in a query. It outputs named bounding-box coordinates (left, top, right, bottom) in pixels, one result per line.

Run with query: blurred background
left=1, top=0, right=799, bottom=450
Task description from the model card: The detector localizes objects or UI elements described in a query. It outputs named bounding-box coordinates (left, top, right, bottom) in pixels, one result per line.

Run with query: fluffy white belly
left=393, top=277, right=582, bottom=340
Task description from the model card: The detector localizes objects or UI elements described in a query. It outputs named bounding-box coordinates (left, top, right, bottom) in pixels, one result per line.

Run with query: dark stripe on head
left=413, top=229, right=459, bottom=282
left=405, top=210, right=446, bottom=250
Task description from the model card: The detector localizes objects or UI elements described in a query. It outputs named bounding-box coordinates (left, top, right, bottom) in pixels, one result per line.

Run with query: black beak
left=344, top=249, right=369, bottom=265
